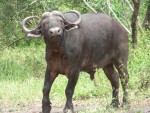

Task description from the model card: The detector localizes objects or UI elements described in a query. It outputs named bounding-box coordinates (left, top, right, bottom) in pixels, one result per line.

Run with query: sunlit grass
left=0, top=77, right=43, bottom=105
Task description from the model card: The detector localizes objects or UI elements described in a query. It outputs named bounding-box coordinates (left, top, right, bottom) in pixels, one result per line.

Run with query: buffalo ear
left=65, top=24, right=79, bottom=31
left=26, top=30, right=42, bottom=38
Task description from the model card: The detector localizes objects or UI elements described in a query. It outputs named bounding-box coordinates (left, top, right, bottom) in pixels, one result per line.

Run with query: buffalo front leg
left=63, top=69, right=79, bottom=113
left=42, top=67, right=57, bottom=113
left=103, top=63, right=120, bottom=107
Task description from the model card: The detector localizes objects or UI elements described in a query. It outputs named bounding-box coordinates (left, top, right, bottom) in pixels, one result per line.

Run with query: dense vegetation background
left=0, top=0, right=149, bottom=112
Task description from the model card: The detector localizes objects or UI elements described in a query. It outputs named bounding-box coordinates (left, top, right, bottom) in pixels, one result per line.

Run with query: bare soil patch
left=0, top=97, right=149, bottom=113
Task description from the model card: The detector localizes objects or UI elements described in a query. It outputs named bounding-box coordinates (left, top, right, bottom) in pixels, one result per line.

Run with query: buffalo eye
left=59, top=19, right=64, bottom=24
left=43, top=22, right=49, bottom=26
left=60, top=20, right=63, bottom=23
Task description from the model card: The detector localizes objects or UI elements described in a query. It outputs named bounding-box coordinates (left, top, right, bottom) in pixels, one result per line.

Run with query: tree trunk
left=131, top=0, right=140, bottom=47
left=142, top=4, right=150, bottom=30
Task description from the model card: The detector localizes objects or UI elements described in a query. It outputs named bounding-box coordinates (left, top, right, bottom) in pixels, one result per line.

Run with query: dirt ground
left=0, top=97, right=150, bottom=113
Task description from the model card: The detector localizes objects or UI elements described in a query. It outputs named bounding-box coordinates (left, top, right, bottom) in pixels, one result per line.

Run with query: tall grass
left=0, top=45, right=45, bottom=80
left=0, top=31, right=149, bottom=112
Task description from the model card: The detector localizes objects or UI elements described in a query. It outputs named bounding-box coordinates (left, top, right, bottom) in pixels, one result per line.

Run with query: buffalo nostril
left=50, top=31, right=53, bottom=34
left=58, top=29, right=60, bottom=33
left=49, top=27, right=61, bottom=35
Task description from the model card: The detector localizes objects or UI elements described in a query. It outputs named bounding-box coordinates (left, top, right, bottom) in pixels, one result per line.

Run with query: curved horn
left=52, top=10, right=81, bottom=25
left=63, top=10, right=81, bottom=25
left=21, top=16, right=38, bottom=33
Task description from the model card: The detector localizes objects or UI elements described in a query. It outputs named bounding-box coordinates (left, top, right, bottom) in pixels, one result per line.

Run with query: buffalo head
left=21, top=10, right=81, bottom=38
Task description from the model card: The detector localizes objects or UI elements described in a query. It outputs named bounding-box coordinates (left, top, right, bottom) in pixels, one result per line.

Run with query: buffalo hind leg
left=63, top=69, right=79, bottom=113
left=103, top=63, right=120, bottom=107
left=114, top=58, right=129, bottom=107
left=42, top=67, right=57, bottom=113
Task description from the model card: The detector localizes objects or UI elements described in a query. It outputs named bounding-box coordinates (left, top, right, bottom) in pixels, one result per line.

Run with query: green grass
left=0, top=77, right=43, bottom=105
left=0, top=31, right=149, bottom=112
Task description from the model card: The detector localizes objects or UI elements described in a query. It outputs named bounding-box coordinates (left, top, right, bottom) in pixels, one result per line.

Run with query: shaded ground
left=0, top=97, right=150, bottom=113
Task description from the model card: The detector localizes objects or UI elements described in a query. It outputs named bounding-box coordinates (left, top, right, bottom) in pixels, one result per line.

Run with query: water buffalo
left=21, top=10, right=129, bottom=113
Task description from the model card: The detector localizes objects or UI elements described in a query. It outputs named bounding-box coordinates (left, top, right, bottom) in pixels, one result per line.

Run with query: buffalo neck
left=44, top=36, right=63, bottom=53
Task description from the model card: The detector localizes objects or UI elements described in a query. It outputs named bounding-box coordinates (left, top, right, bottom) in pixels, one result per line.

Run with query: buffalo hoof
left=63, top=108, right=68, bottom=113
left=63, top=103, right=74, bottom=113
left=110, top=101, right=120, bottom=108
left=63, top=108, right=75, bottom=113
left=42, top=105, right=51, bottom=113
left=121, top=101, right=130, bottom=109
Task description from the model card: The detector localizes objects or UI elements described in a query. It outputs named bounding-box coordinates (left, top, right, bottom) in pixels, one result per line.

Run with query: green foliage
left=0, top=45, right=45, bottom=81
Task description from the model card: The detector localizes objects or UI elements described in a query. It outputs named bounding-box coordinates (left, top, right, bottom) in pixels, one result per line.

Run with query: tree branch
left=21, top=0, right=39, bottom=12
left=106, top=0, right=131, bottom=34
left=142, top=4, right=150, bottom=30
left=83, top=0, right=97, bottom=13
left=131, top=0, right=140, bottom=46
left=124, top=0, right=134, bottom=11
